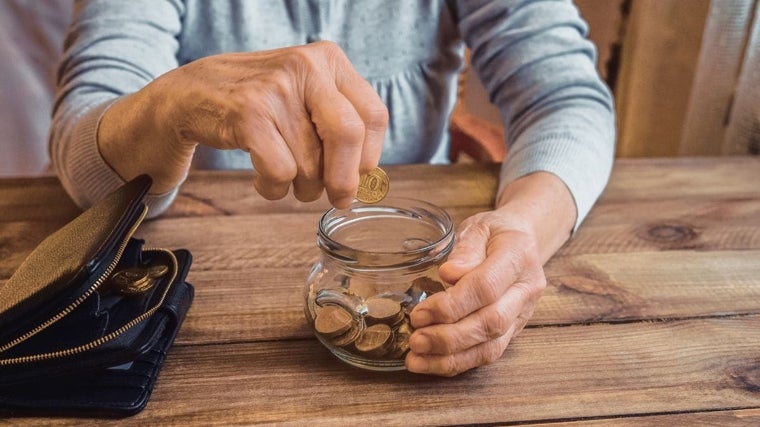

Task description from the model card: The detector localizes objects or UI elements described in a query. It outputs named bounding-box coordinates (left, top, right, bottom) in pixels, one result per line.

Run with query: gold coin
left=146, top=264, right=169, bottom=279
left=119, top=277, right=156, bottom=295
left=109, top=267, right=157, bottom=295
left=356, top=167, right=389, bottom=204
left=110, top=267, right=149, bottom=288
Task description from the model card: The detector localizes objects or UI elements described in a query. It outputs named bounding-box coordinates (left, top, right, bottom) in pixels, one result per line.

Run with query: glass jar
left=304, top=197, right=454, bottom=371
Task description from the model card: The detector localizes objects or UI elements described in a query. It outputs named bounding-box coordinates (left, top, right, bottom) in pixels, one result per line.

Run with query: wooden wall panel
left=679, top=0, right=756, bottom=155
left=614, top=0, right=711, bottom=157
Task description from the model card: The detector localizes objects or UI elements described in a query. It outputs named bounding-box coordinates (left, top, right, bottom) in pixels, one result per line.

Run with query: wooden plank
left=3, top=158, right=759, bottom=224
left=541, top=409, right=760, bottom=426
left=0, top=247, right=735, bottom=346
left=679, top=0, right=756, bottom=155
left=567, top=197, right=760, bottom=254
left=541, top=250, right=760, bottom=324
left=14, top=316, right=760, bottom=426
left=0, top=176, right=81, bottom=222
left=7, top=216, right=751, bottom=345
left=601, top=157, right=760, bottom=202
left=164, top=163, right=499, bottom=218
left=615, top=0, right=711, bottom=157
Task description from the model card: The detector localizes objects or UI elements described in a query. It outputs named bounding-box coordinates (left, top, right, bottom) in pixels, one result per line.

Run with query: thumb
left=439, top=221, right=489, bottom=285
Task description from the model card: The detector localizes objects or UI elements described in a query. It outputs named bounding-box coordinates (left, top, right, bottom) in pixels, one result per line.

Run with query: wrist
left=98, top=84, right=195, bottom=194
left=495, top=172, right=577, bottom=263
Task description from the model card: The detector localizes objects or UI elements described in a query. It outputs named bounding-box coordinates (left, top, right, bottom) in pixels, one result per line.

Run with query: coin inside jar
left=354, top=323, right=394, bottom=358
left=356, top=167, right=389, bottom=204
left=306, top=196, right=454, bottom=370
left=314, top=305, right=354, bottom=338
left=365, top=296, right=404, bottom=326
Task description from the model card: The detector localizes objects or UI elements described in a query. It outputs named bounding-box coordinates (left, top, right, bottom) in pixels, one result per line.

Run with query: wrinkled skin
left=98, top=41, right=577, bottom=376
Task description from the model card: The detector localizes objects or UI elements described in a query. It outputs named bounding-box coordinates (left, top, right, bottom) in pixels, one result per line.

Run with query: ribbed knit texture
left=51, top=0, right=615, bottom=229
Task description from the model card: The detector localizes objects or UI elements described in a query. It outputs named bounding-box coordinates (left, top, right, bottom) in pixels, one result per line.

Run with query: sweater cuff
left=63, top=99, right=179, bottom=217
left=498, top=134, right=613, bottom=233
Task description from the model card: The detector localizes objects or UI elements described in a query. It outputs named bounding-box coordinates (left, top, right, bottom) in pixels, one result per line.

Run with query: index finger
left=307, top=83, right=366, bottom=208
left=334, top=69, right=388, bottom=174
left=410, top=233, right=528, bottom=328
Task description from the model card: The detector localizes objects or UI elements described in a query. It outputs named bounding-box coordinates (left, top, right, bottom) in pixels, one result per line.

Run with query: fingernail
left=409, top=333, right=431, bottom=354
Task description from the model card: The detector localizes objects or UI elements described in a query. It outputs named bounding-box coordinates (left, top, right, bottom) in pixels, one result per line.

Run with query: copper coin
left=365, top=296, right=403, bottom=326
left=314, top=305, right=354, bottom=338
left=330, top=322, right=362, bottom=348
left=411, top=277, right=446, bottom=295
left=354, top=323, right=393, bottom=357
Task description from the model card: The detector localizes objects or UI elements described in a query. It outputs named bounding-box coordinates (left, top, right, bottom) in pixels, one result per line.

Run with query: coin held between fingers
left=356, top=167, right=389, bottom=204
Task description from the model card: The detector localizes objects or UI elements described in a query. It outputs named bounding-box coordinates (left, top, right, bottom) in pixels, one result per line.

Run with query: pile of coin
left=106, top=264, right=169, bottom=296
left=311, top=276, right=446, bottom=361
left=356, top=167, right=389, bottom=204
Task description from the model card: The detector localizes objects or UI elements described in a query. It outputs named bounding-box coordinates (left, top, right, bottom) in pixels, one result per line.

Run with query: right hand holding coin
left=99, top=41, right=389, bottom=209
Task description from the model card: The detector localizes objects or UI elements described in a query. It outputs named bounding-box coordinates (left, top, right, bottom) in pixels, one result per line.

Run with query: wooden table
left=2, top=156, right=760, bottom=425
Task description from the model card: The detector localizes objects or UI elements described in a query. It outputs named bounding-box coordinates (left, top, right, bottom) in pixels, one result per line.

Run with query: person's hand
left=406, top=172, right=576, bottom=376
left=99, top=41, right=388, bottom=208
left=406, top=209, right=546, bottom=376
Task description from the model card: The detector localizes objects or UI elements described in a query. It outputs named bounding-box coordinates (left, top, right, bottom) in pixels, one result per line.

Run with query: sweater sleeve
left=454, top=0, right=616, bottom=231
left=50, top=0, right=184, bottom=217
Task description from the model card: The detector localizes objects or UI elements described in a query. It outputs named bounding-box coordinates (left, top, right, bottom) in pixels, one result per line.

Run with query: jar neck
left=316, top=198, right=454, bottom=270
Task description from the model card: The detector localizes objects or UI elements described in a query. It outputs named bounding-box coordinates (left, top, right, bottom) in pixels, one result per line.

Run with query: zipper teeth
left=0, top=206, right=148, bottom=357
left=0, top=248, right=178, bottom=366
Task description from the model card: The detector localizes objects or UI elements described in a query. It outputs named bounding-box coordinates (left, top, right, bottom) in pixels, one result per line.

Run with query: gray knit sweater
left=51, top=0, right=615, bottom=229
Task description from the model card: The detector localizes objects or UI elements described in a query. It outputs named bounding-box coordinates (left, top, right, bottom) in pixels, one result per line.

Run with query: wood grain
left=2, top=158, right=759, bottom=425
left=14, top=316, right=760, bottom=426
left=614, top=0, right=711, bottom=157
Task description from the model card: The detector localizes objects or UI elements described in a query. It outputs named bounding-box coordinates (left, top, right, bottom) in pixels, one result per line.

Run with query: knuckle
left=435, top=292, right=464, bottom=324
left=270, top=165, right=298, bottom=185
left=482, top=309, right=511, bottom=340
left=364, top=103, right=389, bottom=131
left=436, top=330, right=466, bottom=355
left=471, top=270, right=502, bottom=305
left=297, top=159, right=322, bottom=182
left=336, top=116, right=367, bottom=144
left=311, top=40, right=345, bottom=60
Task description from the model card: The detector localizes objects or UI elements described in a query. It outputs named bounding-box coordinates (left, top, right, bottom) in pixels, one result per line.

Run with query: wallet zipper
left=0, top=206, right=181, bottom=366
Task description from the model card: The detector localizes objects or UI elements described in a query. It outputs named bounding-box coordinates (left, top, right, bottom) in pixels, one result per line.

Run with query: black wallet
left=0, top=175, right=194, bottom=417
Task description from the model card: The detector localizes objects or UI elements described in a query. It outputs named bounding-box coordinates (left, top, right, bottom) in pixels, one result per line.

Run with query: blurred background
left=460, top=0, right=760, bottom=161
left=1, top=0, right=758, bottom=177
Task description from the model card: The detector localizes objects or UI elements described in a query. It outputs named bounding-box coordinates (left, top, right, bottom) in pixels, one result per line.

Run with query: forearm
left=495, top=171, right=577, bottom=264
left=458, top=0, right=615, bottom=230
left=49, top=0, right=183, bottom=210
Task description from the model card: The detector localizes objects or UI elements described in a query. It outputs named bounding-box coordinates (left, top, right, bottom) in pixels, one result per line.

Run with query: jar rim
left=317, top=197, right=454, bottom=268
